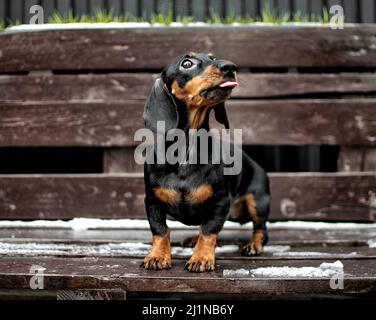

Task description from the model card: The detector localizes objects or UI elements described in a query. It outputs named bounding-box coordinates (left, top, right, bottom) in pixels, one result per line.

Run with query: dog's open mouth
left=200, top=80, right=239, bottom=96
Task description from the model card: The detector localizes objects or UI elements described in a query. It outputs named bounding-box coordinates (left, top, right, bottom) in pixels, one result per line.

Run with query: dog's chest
left=151, top=165, right=219, bottom=205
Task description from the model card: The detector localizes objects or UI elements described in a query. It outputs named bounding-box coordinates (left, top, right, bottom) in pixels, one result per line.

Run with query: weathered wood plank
left=1, top=99, right=375, bottom=146
left=1, top=26, right=376, bottom=71
left=234, top=73, right=376, bottom=98
left=0, top=173, right=374, bottom=220
left=0, top=74, right=157, bottom=101
left=1, top=226, right=376, bottom=247
left=0, top=239, right=374, bottom=259
left=2, top=73, right=376, bottom=101
left=0, top=256, right=374, bottom=295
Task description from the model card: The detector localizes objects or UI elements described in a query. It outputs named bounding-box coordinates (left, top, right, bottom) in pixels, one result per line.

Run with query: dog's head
left=143, top=52, right=238, bottom=132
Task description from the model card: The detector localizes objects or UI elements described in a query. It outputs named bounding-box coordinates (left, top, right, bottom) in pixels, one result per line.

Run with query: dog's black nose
left=217, top=60, right=238, bottom=75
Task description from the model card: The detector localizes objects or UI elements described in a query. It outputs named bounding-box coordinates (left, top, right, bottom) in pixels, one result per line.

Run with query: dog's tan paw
left=140, top=253, right=171, bottom=270
left=185, top=255, right=215, bottom=272
left=242, top=230, right=265, bottom=256
left=242, top=240, right=264, bottom=256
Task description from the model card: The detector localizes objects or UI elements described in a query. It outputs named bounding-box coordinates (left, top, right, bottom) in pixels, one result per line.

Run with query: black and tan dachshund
left=141, top=52, right=270, bottom=272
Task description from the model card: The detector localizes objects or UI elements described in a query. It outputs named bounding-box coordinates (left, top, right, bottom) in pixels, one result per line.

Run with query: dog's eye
left=181, top=59, right=194, bottom=69
left=208, top=55, right=216, bottom=61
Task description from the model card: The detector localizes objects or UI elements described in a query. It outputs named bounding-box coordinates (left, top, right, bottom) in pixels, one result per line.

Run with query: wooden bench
left=0, top=25, right=375, bottom=299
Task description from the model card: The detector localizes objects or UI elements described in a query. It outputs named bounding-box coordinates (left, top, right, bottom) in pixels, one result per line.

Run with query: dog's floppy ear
left=213, top=102, right=230, bottom=129
left=143, top=78, right=178, bottom=133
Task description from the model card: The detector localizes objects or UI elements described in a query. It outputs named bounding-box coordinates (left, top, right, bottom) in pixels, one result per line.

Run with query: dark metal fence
left=0, top=0, right=375, bottom=24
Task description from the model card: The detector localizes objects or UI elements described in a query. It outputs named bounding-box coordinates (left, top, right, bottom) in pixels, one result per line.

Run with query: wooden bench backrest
left=0, top=26, right=375, bottom=221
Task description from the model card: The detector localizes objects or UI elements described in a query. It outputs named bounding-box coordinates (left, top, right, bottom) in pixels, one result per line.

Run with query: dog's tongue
left=219, top=81, right=239, bottom=88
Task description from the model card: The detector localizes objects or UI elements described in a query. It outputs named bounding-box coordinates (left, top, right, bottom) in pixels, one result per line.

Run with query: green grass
left=48, top=10, right=78, bottom=23
left=151, top=9, right=174, bottom=25
left=0, top=6, right=336, bottom=31
left=261, top=5, right=290, bottom=23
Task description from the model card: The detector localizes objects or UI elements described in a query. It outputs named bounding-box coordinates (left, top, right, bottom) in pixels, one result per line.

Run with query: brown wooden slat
left=1, top=73, right=376, bottom=101
left=1, top=227, right=375, bottom=247
left=0, top=74, right=157, bottom=102
left=0, top=239, right=374, bottom=259
left=0, top=172, right=374, bottom=220
left=1, top=99, right=376, bottom=146
left=0, top=256, right=374, bottom=295
left=235, top=73, right=376, bottom=98
left=1, top=26, right=376, bottom=72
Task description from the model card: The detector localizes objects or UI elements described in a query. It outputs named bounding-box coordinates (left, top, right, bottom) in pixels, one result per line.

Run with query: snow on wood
left=0, top=218, right=375, bottom=231
left=223, top=261, right=344, bottom=278
left=0, top=241, right=239, bottom=257
left=368, top=240, right=376, bottom=248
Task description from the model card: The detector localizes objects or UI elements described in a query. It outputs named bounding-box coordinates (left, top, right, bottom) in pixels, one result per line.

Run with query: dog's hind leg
left=242, top=193, right=270, bottom=256
left=182, top=234, right=199, bottom=247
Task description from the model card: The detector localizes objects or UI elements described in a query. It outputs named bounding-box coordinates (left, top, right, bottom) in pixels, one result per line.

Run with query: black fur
left=142, top=53, right=270, bottom=257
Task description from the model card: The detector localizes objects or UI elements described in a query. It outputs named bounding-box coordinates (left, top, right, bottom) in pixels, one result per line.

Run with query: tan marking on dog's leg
left=242, top=229, right=265, bottom=256
left=242, top=194, right=265, bottom=256
left=141, top=229, right=171, bottom=270
left=185, top=230, right=217, bottom=272
left=245, top=194, right=258, bottom=224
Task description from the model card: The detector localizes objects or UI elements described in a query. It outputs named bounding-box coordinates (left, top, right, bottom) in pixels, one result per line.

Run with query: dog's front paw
left=185, top=255, right=215, bottom=272
left=242, top=230, right=266, bottom=256
left=140, top=253, right=171, bottom=270
left=242, top=240, right=264, bottom=256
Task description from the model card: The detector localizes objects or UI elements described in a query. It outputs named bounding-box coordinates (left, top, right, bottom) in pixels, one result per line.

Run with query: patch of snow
left=272, top=251, right=332, bottom=257
left=0, top=241, right=152, bottom=256
left=0, top=218, right=194, bottom=231
left=368, top=240, right=376, bottom=248
left=0, top=218, right=375, bottom=231
left=223, top=261, right=344, bottom=278
left=216, top=245, right=239, bottom=254
left=271, top=250, right=359, bottom=257
left=0, top=241, right=238, bottom=257
left=267, top=221, right=376, bottom=230
left=223, top=269, right=250, bottom=277
left=263, top=245, right=291, bottom=253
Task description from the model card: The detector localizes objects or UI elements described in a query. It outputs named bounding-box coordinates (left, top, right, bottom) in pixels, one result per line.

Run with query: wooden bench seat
left=0, top=222, right=375, bottom=299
